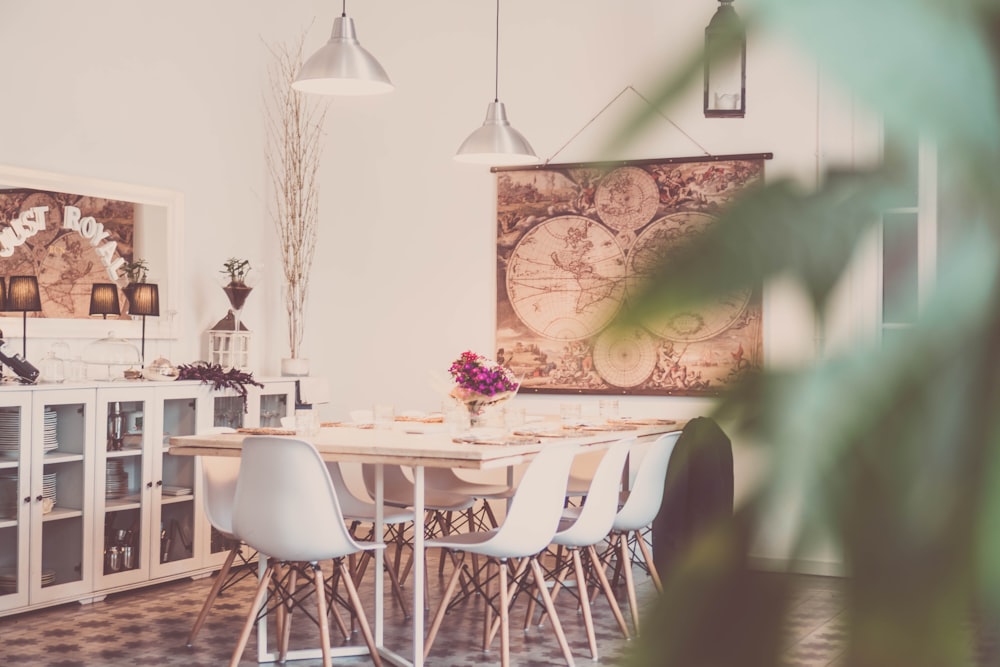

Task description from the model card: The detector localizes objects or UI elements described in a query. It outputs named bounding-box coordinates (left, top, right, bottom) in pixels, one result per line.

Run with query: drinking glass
left=599, top=399, right=620, bottom=421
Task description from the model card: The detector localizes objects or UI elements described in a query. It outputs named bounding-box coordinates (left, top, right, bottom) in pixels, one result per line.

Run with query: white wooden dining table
left=168, top=418, right=683, bottom=666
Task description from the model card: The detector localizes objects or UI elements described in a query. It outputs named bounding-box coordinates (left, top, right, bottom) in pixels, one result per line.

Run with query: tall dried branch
left=263, top=34, right=327, bottom=359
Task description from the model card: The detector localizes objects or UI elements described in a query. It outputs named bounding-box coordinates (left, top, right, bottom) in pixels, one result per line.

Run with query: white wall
left=0, top=0, right=859, bottom=572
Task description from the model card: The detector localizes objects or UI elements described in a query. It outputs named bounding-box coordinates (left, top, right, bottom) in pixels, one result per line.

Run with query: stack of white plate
left=40, top=568, right=56, bottom=587
left=42, top=408, right=58, bottom=453
left=0, top=473, right=18, bottom=519
left=0, top=408, right=21, bottom=457
left=106, top=460, right=128, bottom=499
left=41, top=472, right=56, bottom=513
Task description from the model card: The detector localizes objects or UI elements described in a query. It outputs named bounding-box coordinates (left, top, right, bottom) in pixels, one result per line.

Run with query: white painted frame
left=0, top=164, right=182, bottom=343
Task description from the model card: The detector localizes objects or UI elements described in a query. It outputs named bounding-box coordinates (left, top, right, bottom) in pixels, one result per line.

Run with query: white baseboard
left=749, top=555, right=845, bottom=578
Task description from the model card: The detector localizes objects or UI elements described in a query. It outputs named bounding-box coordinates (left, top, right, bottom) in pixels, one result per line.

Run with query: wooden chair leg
left=487, top=557, right=530, bottom=650
left=529, top=557, right=576, bottom=667
left=587, top=544, right=630, bottom=639
left=304, top=563, right=329, bottom=667
left=228, top=562, right=274, bottom=667
left=634, top=529, right=662, bottom=593
left=498, top=557, right=510, bottom=667
left=571, top=548, right=598, bottom=660
left=187, top=544, right=239, bottom=646
left=279, top=565, right=299, bottom=662
left=619, top=533, right=640, bottom=634
left=338, top=559, right=383, bottom=667
left=326, top=565, right=352, bottom=641
left=424, top=552, right=466, bottom=659
left=482, top=559, right=495, bottom=651
left=535, top=547, right=573, bottom=630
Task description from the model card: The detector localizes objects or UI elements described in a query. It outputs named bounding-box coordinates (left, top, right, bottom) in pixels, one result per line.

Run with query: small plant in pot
left=221, top=258, right=252, bottom=312
left=121, top=258, right=149, bottom=305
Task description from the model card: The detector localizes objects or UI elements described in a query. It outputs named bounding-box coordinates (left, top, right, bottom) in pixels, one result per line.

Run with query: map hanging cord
left=543, top=84, right=712, bottom=166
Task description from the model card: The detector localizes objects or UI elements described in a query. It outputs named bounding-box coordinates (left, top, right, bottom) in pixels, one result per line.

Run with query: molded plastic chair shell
left=424, top=466, right=513, bottom=500
left=362, top=463, right=474, bottom=512
left=552, top=437, right=634, bottom=548
left=201, top=456, right=241, bottom=538
left=327, top=461, right=414, bottom=525
left=427, top=443, right=579, bottom=559
left=233, top=436, right=378, bottom=563
left=612, top=432, right=680, bottom=533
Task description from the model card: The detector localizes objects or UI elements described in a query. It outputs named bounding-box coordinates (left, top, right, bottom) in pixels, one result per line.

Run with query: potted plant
left=264, top=35, right=327, bottom=377
left=121, top=258, right=149, bottom=309
left=220, top=257, right=253, bottom=312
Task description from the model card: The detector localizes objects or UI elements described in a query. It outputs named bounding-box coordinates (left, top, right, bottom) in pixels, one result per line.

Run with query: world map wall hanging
left=494, top=153, right=771, bottom=397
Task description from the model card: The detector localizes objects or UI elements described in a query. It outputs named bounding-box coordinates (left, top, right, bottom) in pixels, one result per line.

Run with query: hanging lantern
left=704, top=0, right=746, bottom=118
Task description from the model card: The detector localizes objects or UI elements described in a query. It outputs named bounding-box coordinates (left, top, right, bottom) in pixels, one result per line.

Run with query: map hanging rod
left=492, top=151, right=773, bottom=173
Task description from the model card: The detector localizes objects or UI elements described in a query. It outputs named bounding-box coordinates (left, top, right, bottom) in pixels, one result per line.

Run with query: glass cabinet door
left=213, top=394, right=245, bottom=430
left=30, top=388, right=95, bottom=604
left=151, top=384, right=211, bottom=578
left=0, top=391, right=31, bottom=612
left=94, top=388, right=152, bottom=589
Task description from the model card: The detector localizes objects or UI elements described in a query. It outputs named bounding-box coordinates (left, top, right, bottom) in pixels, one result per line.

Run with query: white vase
left=281, top=357, right=310, bottom=377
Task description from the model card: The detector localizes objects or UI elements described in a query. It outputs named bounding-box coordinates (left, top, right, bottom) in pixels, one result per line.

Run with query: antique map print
left=0, top=189, right=135, bottom=319
left=496, top=155, right=767, bottom=396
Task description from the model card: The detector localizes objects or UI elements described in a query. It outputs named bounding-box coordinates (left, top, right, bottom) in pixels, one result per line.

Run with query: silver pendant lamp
left=455, top=0, right=540, bottom=165
left=293, top=0, right=393, bottom=96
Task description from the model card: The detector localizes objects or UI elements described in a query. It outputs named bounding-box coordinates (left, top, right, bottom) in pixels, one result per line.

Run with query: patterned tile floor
left=0, top=555, right=847, bottom=667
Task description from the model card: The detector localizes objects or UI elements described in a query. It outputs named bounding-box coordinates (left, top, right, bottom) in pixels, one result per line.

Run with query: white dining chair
left=536, top=436, right=635, bottom=659
left=361, top=463, right=475, bottom=588
left=187, top=428, right=256, bottom=648
left=228, top=436, right=384, bottom=667
left=608, top=431, right=680, bottom=634
left=423, top=443, right=581, bottom=667
left=326, top=461, right=414, bottom=620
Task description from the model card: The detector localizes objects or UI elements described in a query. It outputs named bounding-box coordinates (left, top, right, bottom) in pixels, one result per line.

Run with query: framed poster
left=0, top=164, right=181, bottom=341
left=1, top=188, right=136, bottom=318
left=495, top=153, right=770, bottom=396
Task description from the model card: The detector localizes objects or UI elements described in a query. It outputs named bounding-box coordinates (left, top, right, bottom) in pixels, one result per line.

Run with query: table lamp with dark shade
left=126, top=283, right=159, bottom=367
left=7, top=275, right=42, bottom=358
left=88, top=283, right=121, bottom=319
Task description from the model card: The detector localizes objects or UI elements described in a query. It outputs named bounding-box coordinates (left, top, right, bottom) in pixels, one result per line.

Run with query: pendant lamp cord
left=494, top=0, right=500, bottom=102
left=341, top=0, right=347, bottom=17
left=544, top=84, right=712, bottom=165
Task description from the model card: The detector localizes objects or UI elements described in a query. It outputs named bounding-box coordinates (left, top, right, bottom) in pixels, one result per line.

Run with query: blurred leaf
left=618, top=169, right=895, bottom=335
left=753, top=0, right=1000, bottom=178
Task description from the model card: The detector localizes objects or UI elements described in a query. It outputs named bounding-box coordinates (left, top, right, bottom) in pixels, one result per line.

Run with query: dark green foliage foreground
left=617, top=1, right=1000, bottom=665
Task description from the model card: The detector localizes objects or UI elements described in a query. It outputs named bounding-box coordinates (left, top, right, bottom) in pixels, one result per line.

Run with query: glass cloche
left=82, top=332, right=141, bottom=381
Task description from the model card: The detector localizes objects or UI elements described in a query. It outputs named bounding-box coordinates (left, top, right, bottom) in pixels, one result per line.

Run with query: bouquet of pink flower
left=448, top=351, right=519, bottom=425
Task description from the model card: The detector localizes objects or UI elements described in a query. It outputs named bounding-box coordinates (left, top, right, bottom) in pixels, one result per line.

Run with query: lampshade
left=455, top=0, right=539, bottom=165
left=6, top=276, right=41, bottom=312
left=89, top=283, right=121, bottom=319
left=292, top=11, right=393, bottom=96
left=127, top=283, right=159, bottom=317
left=455, top=101, right=539, bottom=165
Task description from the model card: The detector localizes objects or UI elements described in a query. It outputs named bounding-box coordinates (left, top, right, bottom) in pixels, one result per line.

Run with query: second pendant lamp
left=293, top=0, right=393, bottom=96
left=455, top=0, right=539, bottom=165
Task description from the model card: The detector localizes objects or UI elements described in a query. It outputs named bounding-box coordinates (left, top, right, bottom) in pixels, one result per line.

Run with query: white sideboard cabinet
left=0, top=378, right=295, bottom=617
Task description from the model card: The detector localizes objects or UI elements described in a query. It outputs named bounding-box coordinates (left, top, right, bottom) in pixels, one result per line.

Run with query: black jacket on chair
left=651, top=416, right=734, bottom=578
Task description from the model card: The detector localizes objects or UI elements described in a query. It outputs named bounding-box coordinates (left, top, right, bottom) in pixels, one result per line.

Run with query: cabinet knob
left=23, top=496, right=30, bottom=504
left=35, top=495, right=43, bottom=502
left=146, top=482, right=153, bottom=489
left=155, top=480, right=163, bottom=487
